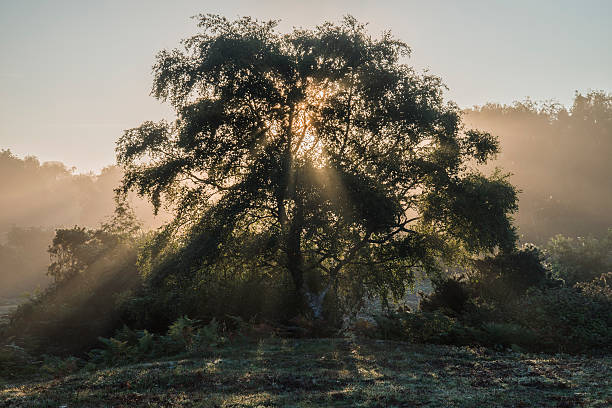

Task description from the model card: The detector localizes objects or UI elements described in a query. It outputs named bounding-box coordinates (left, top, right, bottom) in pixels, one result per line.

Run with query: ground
left=1, top=338, right=610, bottom=407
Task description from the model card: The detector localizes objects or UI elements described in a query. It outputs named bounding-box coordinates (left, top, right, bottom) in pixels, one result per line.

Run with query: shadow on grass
left=1, top=338, right=611, bottom=407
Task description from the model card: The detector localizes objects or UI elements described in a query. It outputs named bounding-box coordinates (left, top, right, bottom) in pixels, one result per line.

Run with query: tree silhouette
left=117, top=15, right=518, bottom=317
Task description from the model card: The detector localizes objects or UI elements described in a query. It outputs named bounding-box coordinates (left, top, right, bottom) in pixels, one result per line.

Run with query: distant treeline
left=0, top=226, right=53, bottom=298
left=0, top=151, right=167, bottom=297
left=0, top=151, right=166, bottom=234
left=464, top=90, right=612, bottom=243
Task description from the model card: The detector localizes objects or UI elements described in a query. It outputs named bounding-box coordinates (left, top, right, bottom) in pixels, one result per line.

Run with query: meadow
left=2, top=338, right=610, bottom=407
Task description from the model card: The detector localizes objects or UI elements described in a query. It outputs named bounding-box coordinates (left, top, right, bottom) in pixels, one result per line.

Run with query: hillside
left=2, top=338, right=610, bottom=407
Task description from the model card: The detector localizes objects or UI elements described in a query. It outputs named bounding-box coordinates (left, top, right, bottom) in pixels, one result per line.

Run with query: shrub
left=41, top=355, right=82, bottom=377
left=414, top=248, right=611, bottom=353
left=0, top=344, right=37, bottom=379
left=470, top=245, right=555, bottom=301
left=576, top=271, right=612, bottom=300
left=351, top=318, right=378, bottom=338
left=420, top=277, right=472, bottom=316
left=121, top=237, right=299, bottom=334
left=507, top=283, right=612, bottom=353
left=167, top=315, right=199, bottom=350
left=373, top=310, right=458, bottom=344
left=88, top=316, right=226, bottom=366
left=546, top=230, right=612, bottom=286
left=3, top=225, right=142, bottom=356
left=481, top=322, right=540, bottom=351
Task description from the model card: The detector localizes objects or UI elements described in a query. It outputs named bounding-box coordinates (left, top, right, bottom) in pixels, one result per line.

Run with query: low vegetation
left=1, top=338, right=610, bottom=407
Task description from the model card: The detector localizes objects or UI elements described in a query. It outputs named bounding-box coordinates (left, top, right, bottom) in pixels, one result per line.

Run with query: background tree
left=0, top=150, right=168, bottom=298
left=117, top=15, right=518, bottom=318
left=545, top=229, right=612, bottom=287
left=464, top=91, right=612, bottom=242
left=5, top=204, right=143, bottom=356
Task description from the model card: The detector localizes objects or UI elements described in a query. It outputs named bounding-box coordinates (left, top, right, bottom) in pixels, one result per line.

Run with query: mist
left=0, top=150, right=168, bottom=298
left=463, top=91, right=612, bottom=243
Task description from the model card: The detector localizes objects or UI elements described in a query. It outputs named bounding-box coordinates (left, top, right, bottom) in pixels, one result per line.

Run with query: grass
left=1, top=338, right=610, bottom=407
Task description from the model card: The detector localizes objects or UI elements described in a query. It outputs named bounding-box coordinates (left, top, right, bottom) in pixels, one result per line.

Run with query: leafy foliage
left=117, top=15, right=518, bottom=318
left=373, top=310, right=457, bottom=343
left=419, top=277, right=472, bottom=316
left=120, top=248, right=298, bottom=333
left=41, top=355, right=82, bottom=378
left=469, top=245, right=558, bottom=301
left=89, top=317, right=226, bottom=366
left=0, top=344, right=37, bottom=379
left=386, top=244, right=612, bottom=353
left=3, top=207, right=142, bottom=356
left=507, top=283, right=612, bottom=353
left=545, top=229, right=612, bottom=286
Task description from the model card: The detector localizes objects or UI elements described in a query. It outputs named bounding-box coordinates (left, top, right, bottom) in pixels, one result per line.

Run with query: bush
left=373, top=310, right=458, bottom=344
left=576, top=271, right=612, bottom=300
left=420, top=277, right=472, bottom=316
left=507, top=283, right=612, bottom=353
left=421, top=246, right=556, bottom=316
left=120, top=249, right=299, bottom=334
left=414, top=247, right=611, bottom=353
left=470, top=245, right=555, bottom=301
left=0, top=344, right=37, bottom=379
left=41, top=355, right=83, bottom=377
left=351, top=318, right=378, bottom=338
left=3, top=225, right=142, bottom=356
left=546, top=230, right=612, bottom=286
left=481, top=322, right=540, bottom=351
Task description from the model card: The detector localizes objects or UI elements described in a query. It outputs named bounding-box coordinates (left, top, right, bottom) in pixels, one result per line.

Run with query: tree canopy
left=117, top=15, right=518, bottom=317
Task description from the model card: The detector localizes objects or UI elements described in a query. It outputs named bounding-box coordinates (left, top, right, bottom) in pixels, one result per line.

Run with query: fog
left=464, top=91, right=612, bottom=243
left=1, top=91, right=611, bottom=298
left=0, top=150, right=168, bottom=297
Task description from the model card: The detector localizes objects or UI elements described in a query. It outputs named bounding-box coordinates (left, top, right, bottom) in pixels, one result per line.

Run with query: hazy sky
left=1, top=0, right=611, bottom=173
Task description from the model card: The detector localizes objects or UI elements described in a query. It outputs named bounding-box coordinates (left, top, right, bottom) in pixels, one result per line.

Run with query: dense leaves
left=545, top=229, right=612, bottom=286
left=414, top=244, right=612, bottom=353
left=117, top=15, right=518, bottom=317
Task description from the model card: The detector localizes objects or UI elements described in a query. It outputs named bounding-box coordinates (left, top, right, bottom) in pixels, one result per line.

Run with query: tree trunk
left=286, top=202, right=305, bottom=302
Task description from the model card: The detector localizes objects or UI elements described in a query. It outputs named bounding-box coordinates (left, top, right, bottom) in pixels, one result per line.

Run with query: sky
left=1, top=0, right=611, bottom=173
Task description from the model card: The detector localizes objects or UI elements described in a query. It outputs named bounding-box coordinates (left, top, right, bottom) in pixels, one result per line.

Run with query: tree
left=0, top=226, right=53, bottom=297
left=117, top=15, right=518, bottom=318
left=8, top=217, right=142, bottom=355
left=546, top=229, right=612, bottom=286
left=46, top=196, right=142, bottom=283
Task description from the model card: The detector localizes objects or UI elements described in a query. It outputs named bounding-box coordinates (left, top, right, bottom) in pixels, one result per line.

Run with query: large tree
left=117, top=15, right=517, bottom=317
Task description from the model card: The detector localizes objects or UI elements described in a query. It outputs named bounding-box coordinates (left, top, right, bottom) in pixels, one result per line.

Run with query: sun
left=291, top=88, right=330, bottom=167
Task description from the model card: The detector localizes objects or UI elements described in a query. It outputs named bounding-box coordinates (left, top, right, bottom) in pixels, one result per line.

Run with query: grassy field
left=1, top=338, right=610, bottom=407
